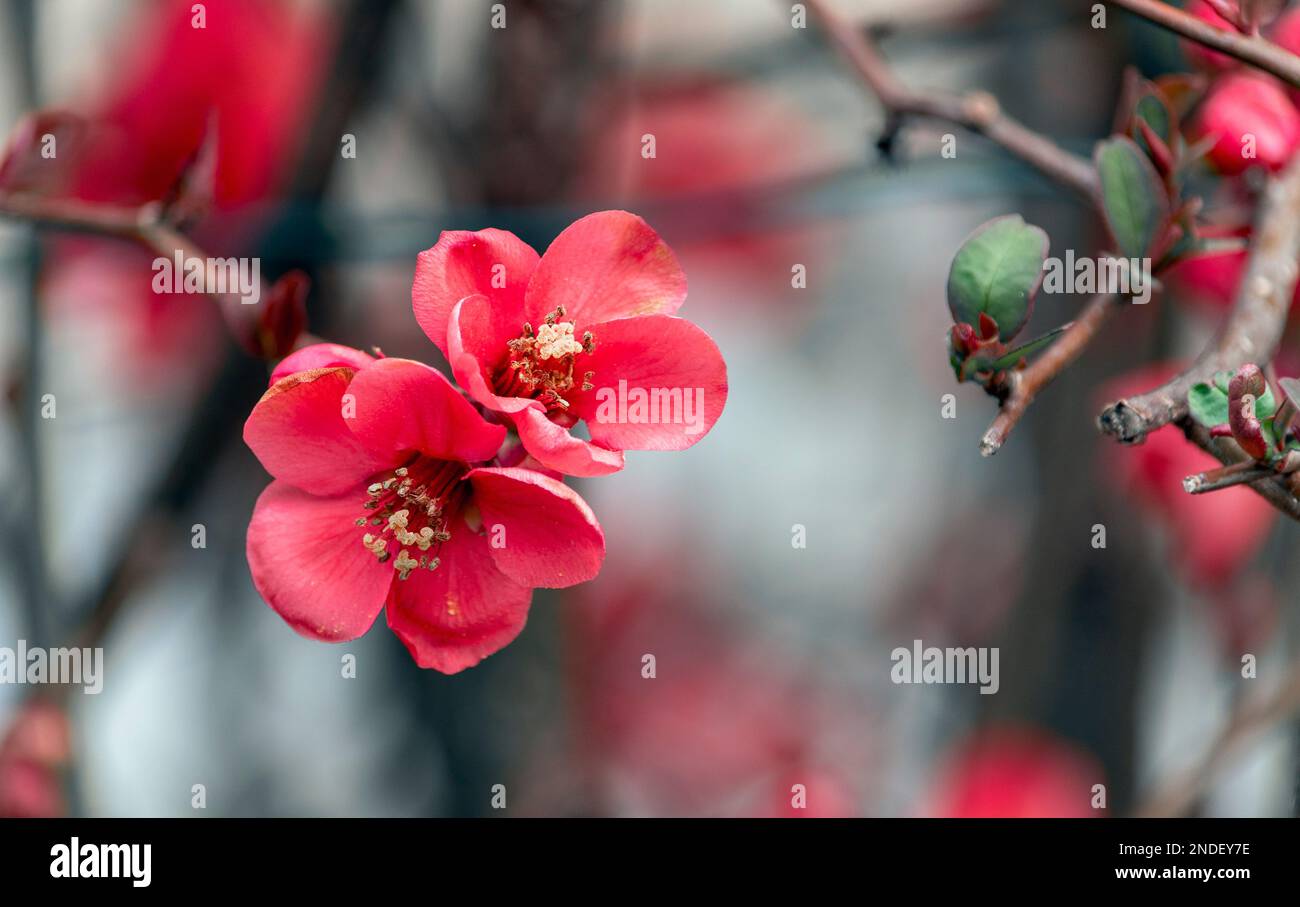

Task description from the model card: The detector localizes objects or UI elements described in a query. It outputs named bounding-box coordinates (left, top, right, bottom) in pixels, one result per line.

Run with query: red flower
left=243, top=346, right=605, bottom=673
left=925, top=726, right=1103, bottom=818
left=1196, top=72, right=1300, bottom=175
left=413, top=211, right=728, bottom=477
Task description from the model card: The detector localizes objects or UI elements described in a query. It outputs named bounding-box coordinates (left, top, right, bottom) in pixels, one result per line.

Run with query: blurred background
left=0, top=0, right=1296, bottom=817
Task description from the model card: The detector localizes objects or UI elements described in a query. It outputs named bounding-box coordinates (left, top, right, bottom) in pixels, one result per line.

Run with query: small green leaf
left=1132, top=92, right=1175, bottom=167
left=1188, top=382, right=1228, bottom=427
left=1191, top=374, right=1277, bottom=427
left=1257, top=384, right=1277, bottom=420
left=969, top=325, right=1067, bottom=372
left=946, top=215, right=1049, bottom=342
left=1096, top=136, right=1170, bottom=259
left=1133, top=93, right=1173, bottom=145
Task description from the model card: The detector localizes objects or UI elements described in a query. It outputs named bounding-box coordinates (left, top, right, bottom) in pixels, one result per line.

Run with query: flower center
left=498, top=305, right=595, bottom=411
left=354, top=457, right=466, bottom=580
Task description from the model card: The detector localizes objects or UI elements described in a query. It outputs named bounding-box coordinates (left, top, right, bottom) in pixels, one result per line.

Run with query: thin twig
left=0, top=192, right=211, bottom=288
left=803, top=0, right=1099, bottom=201
left=1134, top=655, right=1300, bottom=817
left=980, top=293, right=1121, bottom=456
left=1108, top=0, right=1300, bottom=89
left=1182, top=459, right=1275, bottom=493
left=1181, top=420, right=1300, bottom=519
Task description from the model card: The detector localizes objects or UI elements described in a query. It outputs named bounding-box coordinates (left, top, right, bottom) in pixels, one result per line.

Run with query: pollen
left=356, top=459, right=463, bottom=579
left=500, top=305, right=597, bottom=411
left=534, top=321, right=585, bottom=360
left=393, top=549, right=420, bottom=580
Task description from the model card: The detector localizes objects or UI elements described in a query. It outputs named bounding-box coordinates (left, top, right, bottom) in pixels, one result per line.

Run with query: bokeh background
left=0, top=0, right=1296, bottom=817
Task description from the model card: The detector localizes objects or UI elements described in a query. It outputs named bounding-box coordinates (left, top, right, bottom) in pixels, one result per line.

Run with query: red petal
left=512, top=406, right=625, bottom=477
left=244, top=367, right=395, bottom=495
left=246, top=480, right=392, bottom=642
left=570, top=315, right=728, bottom=451
left=447, top=294, right=541, bottom=415
left=467, top=466, right=605, bottom=588
left=269, top=342, right=376, bottom=386
left=385, top=514, right=533, bottom=673
left=524, top=211, right=686, bottom=328
left=412, top=228, right=538, bottom=357
left=345, top=357, right=506, bottom=463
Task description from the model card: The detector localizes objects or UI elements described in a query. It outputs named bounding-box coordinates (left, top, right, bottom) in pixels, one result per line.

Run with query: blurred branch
left=1097, top=154, right=1300, bottom=443
left=1182, top=459, right=1276, bottom=494
left=802, top=0, right=1099, bottom=201
left=1108, top=0, right=1300, bottom=88
left=1134, top=655, right=1300, bottom=817
left=804, top=0, right=1300, bottom=521
left=980, top=293, right=1121, bottom=456
left=0, top=192, right=190, bottom=259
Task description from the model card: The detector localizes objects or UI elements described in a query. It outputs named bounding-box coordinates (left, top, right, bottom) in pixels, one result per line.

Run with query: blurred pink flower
left=0, top=700, right=70, bottom=818
left=1195, top=72, right=1300, bottom=175
left=42, top=0, right=332, bottom=373
left=243, top=348, right=604, bottom=673
left=926, top=726, right=1103, bottom=818
left=413, top=211, right=728, bottom=476
left=565, top=550, right=861, bottom=817
left=575, top=79, right=841, bottom=323
left=1181, top=1, right=1241, bottom=72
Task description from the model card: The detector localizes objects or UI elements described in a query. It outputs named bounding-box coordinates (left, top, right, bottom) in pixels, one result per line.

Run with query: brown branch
left=1098, top=154, right=1300, bottom=445
left=0, top=191, right=194, bottom=267
left=980, top=293, right=1122, bottom=457
left=1134, top=654, right=1300, bottom=817
left=1182, top=458, right=1275, bottom=494
left=1108, top=0, right=1300, bottom=89
left=803, top=0, right=1099, bottom=202
left=1179, top=420, right=1300, bottom=519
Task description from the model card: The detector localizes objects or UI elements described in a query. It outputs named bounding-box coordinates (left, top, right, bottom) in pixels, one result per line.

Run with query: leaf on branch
left=1096, top=136, right=1171, bottom=260
left=1188, top=381, right=1231, bottom=428
left=945, top=214, right=1049, bottom=342
left=966, top=324, right=1068, bottom=373
left=1190, top=370, right=1278, bottom=426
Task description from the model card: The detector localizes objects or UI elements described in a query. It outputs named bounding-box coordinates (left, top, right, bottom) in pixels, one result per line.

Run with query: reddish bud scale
left=1228, top=366, right=1270, bottom=460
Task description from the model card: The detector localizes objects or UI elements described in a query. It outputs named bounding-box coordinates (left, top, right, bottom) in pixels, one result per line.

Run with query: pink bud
left=1198, top=73, right=1300, bottom=175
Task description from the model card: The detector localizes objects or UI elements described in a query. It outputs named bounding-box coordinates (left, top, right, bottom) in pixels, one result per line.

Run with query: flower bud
left=1197, top=73, right=1300, bottom=175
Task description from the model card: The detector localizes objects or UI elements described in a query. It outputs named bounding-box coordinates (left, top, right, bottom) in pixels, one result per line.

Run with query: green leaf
left=1190, top=374, right=1277, bottom=427
left=969, top=325, right=1067, bottom=372
left=1133, top=93, right=1173, bottom=145
left=946, top=215, right=1049, bottom=342
left=1096, top=136, right=1170, bottom=259
left=1188, top=382, right=1228, bottom=427
left=1132, top=92, right=1175, bottom=166
left=1257, top=384, right=1276, bottom=420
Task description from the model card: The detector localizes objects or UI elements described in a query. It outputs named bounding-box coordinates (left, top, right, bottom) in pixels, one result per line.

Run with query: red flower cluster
left=245, top=212, right=728, bottom=672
